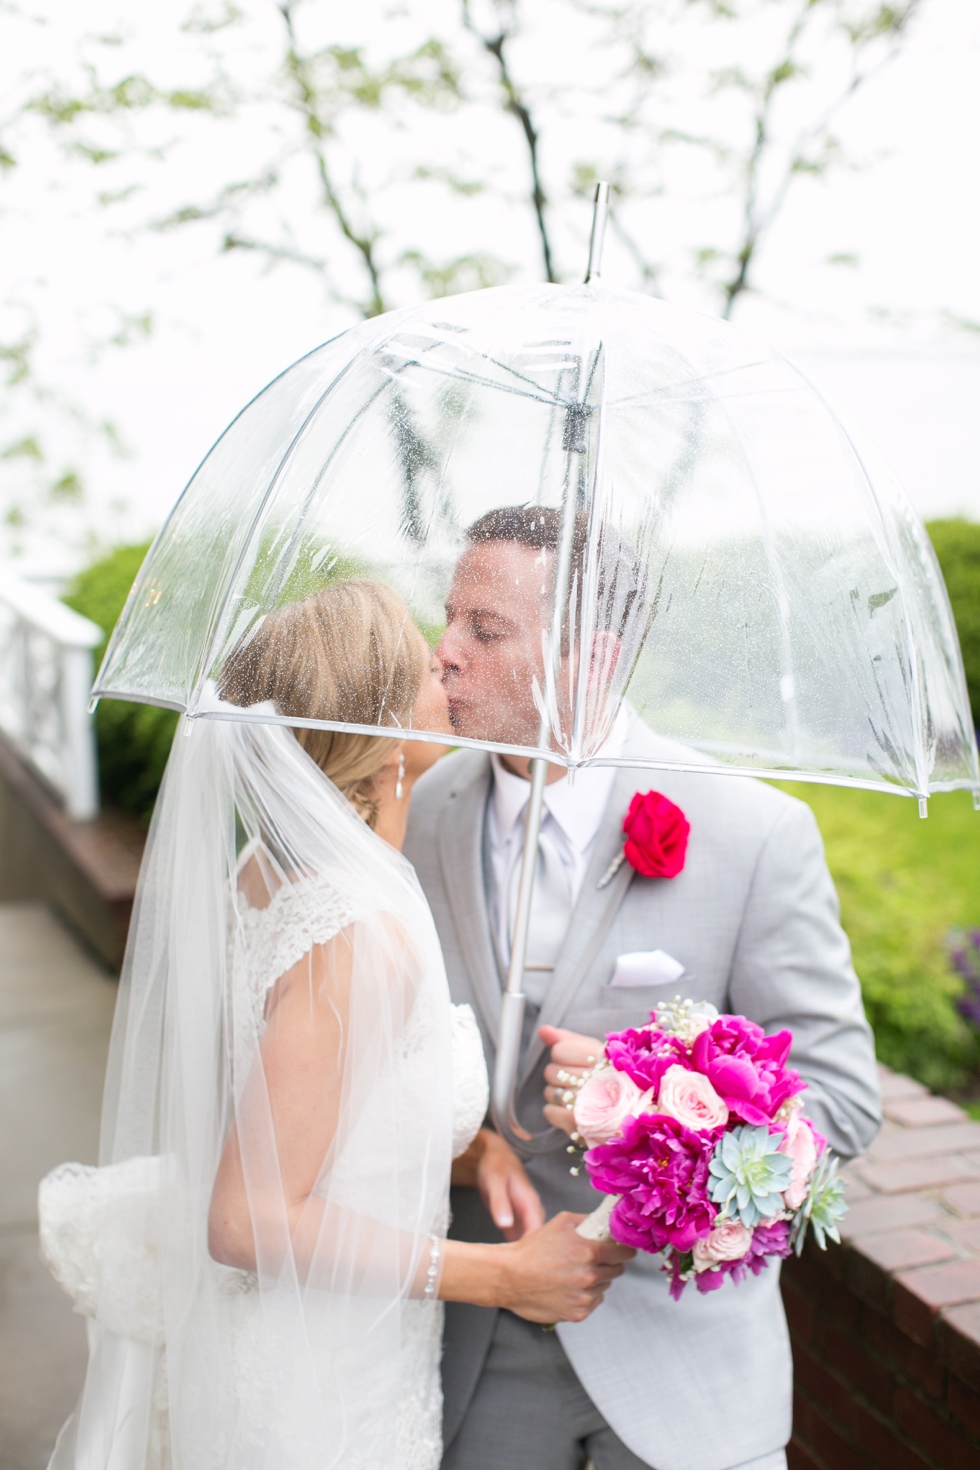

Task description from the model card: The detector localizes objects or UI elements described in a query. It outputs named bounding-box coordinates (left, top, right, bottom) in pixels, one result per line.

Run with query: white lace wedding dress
left=41, top=872, right=489, bottom=1470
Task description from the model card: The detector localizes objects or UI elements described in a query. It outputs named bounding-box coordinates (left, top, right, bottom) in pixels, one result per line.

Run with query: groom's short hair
left=464, top=505, right=649, bottom=654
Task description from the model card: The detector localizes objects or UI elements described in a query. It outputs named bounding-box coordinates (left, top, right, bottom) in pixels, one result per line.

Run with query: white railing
left=0, top=569, right=102, bottom=820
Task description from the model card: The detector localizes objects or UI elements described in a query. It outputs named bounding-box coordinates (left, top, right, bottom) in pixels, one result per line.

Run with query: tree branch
left=721, top=0, right=922, bottom=318
left=462, top=0, right=556, bottom=282
left=278, top=0, right=387, bottom=316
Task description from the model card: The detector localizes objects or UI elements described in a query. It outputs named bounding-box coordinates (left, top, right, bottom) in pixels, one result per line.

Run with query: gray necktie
left=508, top=820, right=572, bottom=1008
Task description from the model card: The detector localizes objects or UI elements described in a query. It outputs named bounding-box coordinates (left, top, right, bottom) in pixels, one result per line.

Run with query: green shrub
left=63, top=542, right=179, bottom=823
left=777, top=783, right=980, bottom=1092
left=927, top=518, right=980, bottom=727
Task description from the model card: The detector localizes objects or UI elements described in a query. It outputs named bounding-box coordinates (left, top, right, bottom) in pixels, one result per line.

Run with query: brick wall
left=784, top=1066, right=980, bottom=1470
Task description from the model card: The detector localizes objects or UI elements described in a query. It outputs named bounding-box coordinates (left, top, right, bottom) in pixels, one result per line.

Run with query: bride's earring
left=395, top=752, right=405, bottom=801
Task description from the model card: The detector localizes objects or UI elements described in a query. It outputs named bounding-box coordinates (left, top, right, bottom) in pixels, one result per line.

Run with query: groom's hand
left=497, top=1213, right=635, bottom=1324
left=451, top=1128, right=546, bottom=1240
left=540, top=1025, right=605, bottom=1135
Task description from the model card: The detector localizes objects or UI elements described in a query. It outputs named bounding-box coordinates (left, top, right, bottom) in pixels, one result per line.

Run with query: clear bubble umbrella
left=94, top=190, right=979, bottom=1153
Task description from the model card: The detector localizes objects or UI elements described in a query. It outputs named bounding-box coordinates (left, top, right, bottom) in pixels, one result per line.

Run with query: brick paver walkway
left=0, top=904, right=116, bottom=1470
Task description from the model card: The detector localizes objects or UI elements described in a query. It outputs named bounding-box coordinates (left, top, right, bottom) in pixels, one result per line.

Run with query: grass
left=772, top=781, right=980, bottom=1094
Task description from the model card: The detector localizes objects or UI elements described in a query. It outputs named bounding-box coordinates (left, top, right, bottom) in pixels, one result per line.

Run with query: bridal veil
left=42, top=711, right=455, bottom=1469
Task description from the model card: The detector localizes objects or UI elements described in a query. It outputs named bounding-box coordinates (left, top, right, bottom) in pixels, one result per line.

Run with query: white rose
left=656, top=1064, right=729, bottom=1131
left=692, top=1220, right=754, bottom=1272
left=779, top=1113, right=818, bottom=1211
left=573, top=1067, right=654, bottom=1147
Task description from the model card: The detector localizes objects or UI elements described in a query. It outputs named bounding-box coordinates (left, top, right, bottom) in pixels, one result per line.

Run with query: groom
left=405, top=506, right=881, bottom=1470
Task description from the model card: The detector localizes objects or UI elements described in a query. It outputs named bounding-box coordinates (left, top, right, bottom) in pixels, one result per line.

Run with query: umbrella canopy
left=94, top=281, right=979, bottom=805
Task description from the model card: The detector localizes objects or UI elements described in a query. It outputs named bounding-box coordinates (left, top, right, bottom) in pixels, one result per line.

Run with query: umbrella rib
left=604, top=358, right=774, bottom=410
left=443, top=342, right=579, bottom=399
left=381, top=353, right=560, bottom=406
left=92, top=333, right=355, bottom=702
left=263, top=374, right=402, bottom=608
left=781, top=354, right=940, bottom=797
left=385, top=327, right=584, bottom=403
left=192, top=339, right=389, bottom=693
left=190, top=299, right=454, bottom=669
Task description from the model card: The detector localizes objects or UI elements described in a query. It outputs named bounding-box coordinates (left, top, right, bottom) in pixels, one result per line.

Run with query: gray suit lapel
left=519, top=760, right=641, bottom=1086
left=436, top=756, right=502, bottom=1046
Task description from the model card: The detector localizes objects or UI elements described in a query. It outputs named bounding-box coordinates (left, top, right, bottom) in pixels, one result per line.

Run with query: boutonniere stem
left=596, top=851, right=626, bottom=890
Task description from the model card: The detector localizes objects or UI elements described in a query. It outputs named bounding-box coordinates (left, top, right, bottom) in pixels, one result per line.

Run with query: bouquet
left=566, top=999, right=847, bottom=1298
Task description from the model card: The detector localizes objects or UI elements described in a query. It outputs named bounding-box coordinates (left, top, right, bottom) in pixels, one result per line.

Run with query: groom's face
left=438, top=540, right=551, bottom=746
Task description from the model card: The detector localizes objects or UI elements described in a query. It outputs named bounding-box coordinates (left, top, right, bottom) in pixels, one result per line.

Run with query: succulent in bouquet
left=566, top=999, right=848, bottom=1299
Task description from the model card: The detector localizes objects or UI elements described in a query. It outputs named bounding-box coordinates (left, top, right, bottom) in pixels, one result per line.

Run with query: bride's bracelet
left=423, top=1235, right=442, bottom=1299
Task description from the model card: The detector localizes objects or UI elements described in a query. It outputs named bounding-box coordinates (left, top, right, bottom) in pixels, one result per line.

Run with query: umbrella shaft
left=494, top=464, right=586, bottom=1152
left=585, top=181, right=610, bottom=283
left=505, top=747, right=550, bottom=997
left=493, top=721, right=568, bottom=1153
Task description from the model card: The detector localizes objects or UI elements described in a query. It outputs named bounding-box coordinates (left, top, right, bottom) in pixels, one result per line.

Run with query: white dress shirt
left=486, top=707, right=631, bottom=972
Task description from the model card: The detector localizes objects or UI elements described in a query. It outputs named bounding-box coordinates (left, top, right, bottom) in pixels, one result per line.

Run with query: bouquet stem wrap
left=576, top=1195, right=616, bottom=1242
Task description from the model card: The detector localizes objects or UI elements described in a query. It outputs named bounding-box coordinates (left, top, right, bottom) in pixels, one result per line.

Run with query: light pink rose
left=573, top=1067, right=654, bottom=1147
left=656, top=1064, right=729, bottom=1131
left=779, top=1113, right=818, bottom=1210
left=692, top=1220, right=754, bottom=1272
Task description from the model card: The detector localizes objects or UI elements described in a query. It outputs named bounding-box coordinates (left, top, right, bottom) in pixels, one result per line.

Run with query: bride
left=39, top=580, right=629, bottom=1470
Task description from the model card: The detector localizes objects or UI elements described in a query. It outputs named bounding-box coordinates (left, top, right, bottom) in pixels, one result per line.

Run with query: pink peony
left=689, top=1015, right=806, bottom=1126
left=692, top=1220, right=753, bottom=1272
left=573, top=1068, right=654, bottom=1147
left=586, top=1114, right=721, bottom=1254
left=657, top=1064, right=729, bottom=1132
left=779, top=1113, right=819, bottom=1210
left=604, top=1026, right=692, bottom=1094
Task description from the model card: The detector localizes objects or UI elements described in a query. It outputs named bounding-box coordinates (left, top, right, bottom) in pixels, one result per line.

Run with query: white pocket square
left=610, top=950, right=687, bottom=988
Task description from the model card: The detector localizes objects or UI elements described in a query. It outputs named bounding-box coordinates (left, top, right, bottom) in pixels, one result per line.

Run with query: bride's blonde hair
left=220, top=580, right=426, bottom=827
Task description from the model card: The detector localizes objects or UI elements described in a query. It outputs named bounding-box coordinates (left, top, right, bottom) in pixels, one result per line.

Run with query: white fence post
left=0, top=569, right=103, bottom=820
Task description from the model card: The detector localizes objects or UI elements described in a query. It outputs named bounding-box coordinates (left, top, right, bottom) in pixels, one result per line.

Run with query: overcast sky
left=4, top=0, right=979, bottom=569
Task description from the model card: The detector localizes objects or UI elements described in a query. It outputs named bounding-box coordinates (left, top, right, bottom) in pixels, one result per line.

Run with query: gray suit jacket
left=404, top=719, right=881, bottom=1470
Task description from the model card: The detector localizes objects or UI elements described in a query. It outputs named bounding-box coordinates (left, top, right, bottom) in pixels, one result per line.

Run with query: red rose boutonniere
left=597, top=790, right=691, bottom=890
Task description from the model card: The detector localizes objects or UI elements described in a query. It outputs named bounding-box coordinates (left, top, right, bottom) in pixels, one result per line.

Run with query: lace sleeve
left=237, top=876, right=368, bottom=1025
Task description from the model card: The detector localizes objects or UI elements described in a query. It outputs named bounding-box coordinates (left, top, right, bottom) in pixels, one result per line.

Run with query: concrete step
left=0, top=732, right=145, bottom=970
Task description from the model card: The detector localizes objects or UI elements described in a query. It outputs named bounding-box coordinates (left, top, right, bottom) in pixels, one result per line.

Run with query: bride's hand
left=451, top=1128, right=545, bottom=1241
left=490, top=1213, right=634, bottom=1324
left=439, top=1213, right=634, bottom=1323
left=539, top=1025, right=605, bottom=1136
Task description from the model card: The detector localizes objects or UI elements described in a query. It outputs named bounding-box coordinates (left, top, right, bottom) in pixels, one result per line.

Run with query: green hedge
left=775, top=782, right=980, bottom=1093
left=926, top=518, right=980, bottom=727
left=63, top=542, right=179, bottom=823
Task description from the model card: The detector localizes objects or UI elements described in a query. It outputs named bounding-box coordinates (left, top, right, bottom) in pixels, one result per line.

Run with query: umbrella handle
left=491, top=992, right=565, bottom=1155
left=491, top=749, right=566, bottom=1157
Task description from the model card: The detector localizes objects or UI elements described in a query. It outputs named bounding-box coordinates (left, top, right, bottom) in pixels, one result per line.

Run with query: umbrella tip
left=918, top=797, right=929, bottom=819
left=584, top=181, right=611, bottom=285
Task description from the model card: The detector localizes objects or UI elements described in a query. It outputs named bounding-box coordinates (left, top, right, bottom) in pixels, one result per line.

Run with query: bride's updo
left=220, top=580, right=426, bottom=826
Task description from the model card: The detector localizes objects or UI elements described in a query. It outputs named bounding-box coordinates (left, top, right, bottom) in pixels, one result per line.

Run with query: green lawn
left=773, top=782, right=980, bottom=1094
